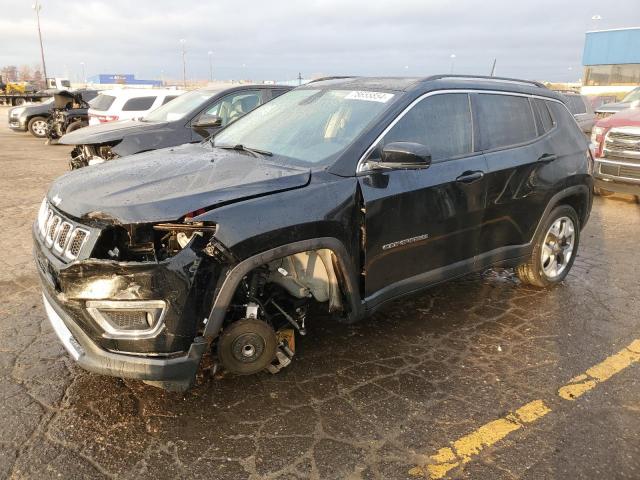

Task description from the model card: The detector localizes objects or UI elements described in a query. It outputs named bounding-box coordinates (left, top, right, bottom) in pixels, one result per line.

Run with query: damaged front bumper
left=32, top=208, right=219, bottom=391
left=42, top=289, right=207, bottom=390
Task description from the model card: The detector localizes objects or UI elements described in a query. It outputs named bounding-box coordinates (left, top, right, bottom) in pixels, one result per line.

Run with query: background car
left=7, top=97, right=54, bottom=137
left=595, top=86, right=640, bottom=119
left=591, top=106, right=640, bottom=199
left=560, top=91, right=596, bottom=134
left=61, top=84, right=292, bottom=168
left=88, top=88, right=185, bottom=125
left=45, top=89, right=99, bottom=142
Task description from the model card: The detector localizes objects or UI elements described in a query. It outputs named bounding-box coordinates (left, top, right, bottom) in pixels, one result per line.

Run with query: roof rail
left=306, top=76, right=358, bottom=84
left=426, top=74, right=547, bottom=89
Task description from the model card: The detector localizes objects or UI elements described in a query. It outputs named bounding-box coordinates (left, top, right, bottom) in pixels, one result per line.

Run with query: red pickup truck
left=591, top=107, right=640, bottom=199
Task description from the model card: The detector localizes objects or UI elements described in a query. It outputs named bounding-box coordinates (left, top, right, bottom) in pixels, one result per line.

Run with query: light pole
left=591, top=14, right=602, bottom=30
left=450, top=54, right=456, bottom=73
left=208, top=51, right=213, bottom=82
left=179, top=39, right=187, bottom=88
left=32, top=0, right=48, bottom=83
left=80, top=61, right=86, bottom=86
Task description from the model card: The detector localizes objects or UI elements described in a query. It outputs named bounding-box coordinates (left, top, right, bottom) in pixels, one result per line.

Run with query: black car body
left=34, top=76, right=592, bottom=391
left=60, top=85, right=292, bottom=169
left=8, top=98, right=54, bottom=137
left=46, top=90, right=99, bottom=142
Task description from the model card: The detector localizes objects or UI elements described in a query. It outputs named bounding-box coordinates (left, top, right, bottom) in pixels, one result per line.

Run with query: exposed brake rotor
left=217, top=318, right=278, bottom=375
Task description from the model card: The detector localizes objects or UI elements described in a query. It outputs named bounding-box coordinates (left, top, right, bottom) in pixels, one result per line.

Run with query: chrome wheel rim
left=32, top=120, right=47, bottom=136
left=540, top=216, right=575, bottom=279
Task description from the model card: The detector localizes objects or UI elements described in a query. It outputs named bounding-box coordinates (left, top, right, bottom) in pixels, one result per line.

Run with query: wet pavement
left=1, top=106, right=639, bottom=479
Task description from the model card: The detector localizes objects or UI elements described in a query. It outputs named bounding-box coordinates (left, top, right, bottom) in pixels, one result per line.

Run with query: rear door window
left=122, top=96, right=157, bottom=111
left=474, top=94, right=537, bottom=150
left=90, top=94, right=116, bottom=111
left=379, top=93, right=473, bottom=161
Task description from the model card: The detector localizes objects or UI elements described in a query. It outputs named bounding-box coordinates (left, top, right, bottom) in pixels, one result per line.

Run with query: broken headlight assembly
left=86, top=300, right=166, bottom=339
left=92, top=219, right=218, bottom=262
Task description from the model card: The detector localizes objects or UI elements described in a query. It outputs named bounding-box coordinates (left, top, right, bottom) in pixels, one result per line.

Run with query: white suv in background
left=88, top=89, right=185, bottom=125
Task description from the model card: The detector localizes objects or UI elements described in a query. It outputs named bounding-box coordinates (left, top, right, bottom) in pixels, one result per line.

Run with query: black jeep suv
left=34, top=75, right=593, bottom=391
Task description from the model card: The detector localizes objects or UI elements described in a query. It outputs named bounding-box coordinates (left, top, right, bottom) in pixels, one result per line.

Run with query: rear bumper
left=42, top=289, right=207, bottom=391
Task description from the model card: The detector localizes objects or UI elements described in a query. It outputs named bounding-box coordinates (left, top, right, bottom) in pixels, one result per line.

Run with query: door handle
left=456, top=170, right=485, bottom=184
left=538, top=153, right=557, bottom=164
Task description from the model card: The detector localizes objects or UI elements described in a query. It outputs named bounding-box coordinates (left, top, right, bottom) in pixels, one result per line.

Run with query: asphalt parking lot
left=1, top=105, right=639, bottom=480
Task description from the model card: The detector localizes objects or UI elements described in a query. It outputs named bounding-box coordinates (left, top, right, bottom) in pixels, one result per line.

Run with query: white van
left=88, top=89, right=185, bottom=125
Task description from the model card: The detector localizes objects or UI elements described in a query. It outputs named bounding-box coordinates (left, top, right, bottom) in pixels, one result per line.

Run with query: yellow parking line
left=558, top=339, right=640, bottom=400
left=409, top=400, right=551, bottom=479
left=409, top=338, right=640, bottom=479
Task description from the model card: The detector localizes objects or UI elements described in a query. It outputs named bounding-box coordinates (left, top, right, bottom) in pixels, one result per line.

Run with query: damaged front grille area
left=37, top=199, right=90, bottom=262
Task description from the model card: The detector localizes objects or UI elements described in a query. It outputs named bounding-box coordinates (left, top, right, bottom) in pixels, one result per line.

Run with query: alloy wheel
left=540, top=216, right=575, bottom=279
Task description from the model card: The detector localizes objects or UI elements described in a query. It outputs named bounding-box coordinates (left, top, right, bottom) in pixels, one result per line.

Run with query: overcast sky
left=0, top=0, right=638, bottom=83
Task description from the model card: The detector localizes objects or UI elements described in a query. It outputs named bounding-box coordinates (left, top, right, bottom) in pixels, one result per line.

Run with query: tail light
left=590, top=126, right=608, bottom=158
left=91, top=114, right=119, bottom=123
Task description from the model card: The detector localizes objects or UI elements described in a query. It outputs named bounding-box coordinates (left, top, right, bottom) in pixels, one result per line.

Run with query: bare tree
left=18, top=65, right=33, bottom=82
left=1, top=65, right=18, bottom=82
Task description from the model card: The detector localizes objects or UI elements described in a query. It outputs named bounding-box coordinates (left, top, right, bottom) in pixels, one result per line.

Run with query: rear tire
left=65, top=121, right=86, bottom=134
left=516, top=205, right=580, bottom=288
left=27, top=116, right=48, bottom=138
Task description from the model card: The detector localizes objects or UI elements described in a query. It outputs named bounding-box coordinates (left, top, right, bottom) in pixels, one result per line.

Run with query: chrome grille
left=67, top=229, right=88, bottom=258
left=604, top=129, right=640, bottom=158
left=36, top=199, right=90, bottom=262
left=599, top=163, right=640, bottom=181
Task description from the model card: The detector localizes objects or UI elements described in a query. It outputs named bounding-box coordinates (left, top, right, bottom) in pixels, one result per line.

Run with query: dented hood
left=48, top=142, right=311, bottom=224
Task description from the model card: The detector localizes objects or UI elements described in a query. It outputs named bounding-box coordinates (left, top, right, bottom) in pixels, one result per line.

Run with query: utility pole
left=33, top=0, right=48, bottom=83
left=298, top=72, right=302, bottom=85
left=179, top=39, right=187, bottom=88
left=449, top=54, right=456, bottom=74
left=490, top=58, right=497, bottom=77
left=208, top=51, right=213, bottom=82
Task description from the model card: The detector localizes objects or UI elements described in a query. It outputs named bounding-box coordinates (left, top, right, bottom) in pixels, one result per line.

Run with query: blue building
left=582, top=27, right=640, bottom=88
left=87, top=73, right=162, bottom=87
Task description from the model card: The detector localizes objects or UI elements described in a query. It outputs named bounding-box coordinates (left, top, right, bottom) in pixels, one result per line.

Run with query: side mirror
left=369, top=142, right=431, bottom=170
left=192, top=115, right=222, bottom=129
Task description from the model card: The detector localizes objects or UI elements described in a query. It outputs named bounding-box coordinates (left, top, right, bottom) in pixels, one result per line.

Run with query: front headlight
left=11, top=107, right=25, bottom=117
left=590, top=126, right=604, bottom=145
left=37, top=198, right=50, bottom=237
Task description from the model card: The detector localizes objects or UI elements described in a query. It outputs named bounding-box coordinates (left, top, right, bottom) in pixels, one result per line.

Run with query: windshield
left=622, top=87, right=640, bottom=103
left=143, top=89, right=216, bottom=122
left=213, top=89, right=395, bottom=164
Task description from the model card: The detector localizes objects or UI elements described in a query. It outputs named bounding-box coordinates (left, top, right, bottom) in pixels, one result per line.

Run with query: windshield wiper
left=215, top=144, right=273, bottom=157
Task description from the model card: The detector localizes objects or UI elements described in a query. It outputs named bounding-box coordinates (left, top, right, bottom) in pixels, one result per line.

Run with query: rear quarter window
left=122, top=96, right=157, bottom=111
left=161, top=95, right=178, bottom=105
left=474, top=94, right=537, bottom=150
left=532, top=98, right=555, bottom=134
left=90, top=94, right=116, bottom=111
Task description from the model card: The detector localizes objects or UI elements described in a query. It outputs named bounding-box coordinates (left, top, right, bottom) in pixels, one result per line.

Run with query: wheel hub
left=231, top=333, right=265, bottom=363
left=540, top=216, right=575, bottom=279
